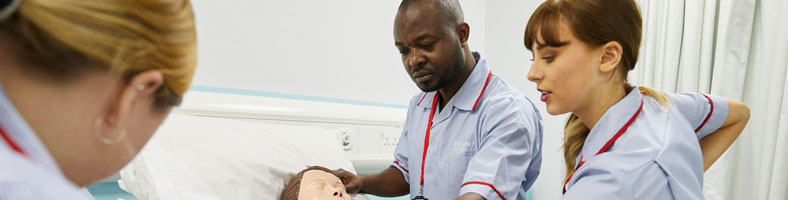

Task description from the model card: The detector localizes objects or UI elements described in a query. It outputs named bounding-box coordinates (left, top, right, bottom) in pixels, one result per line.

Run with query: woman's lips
left=539, top=89, right=552, bottom=102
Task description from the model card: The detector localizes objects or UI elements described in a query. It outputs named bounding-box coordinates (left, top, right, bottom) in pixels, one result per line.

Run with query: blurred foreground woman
left=0, top=0, right=197, bottom=198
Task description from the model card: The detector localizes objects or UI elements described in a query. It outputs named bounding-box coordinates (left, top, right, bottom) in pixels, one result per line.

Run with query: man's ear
left=104, top=70, right=164, bottom=127
left=457, top=22, right=470, bottom=47
left=599, top=41, right=623, bottom=73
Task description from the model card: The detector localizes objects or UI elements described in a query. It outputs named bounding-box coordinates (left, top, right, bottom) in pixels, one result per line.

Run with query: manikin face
left=297, top=170, right=351, bottom=200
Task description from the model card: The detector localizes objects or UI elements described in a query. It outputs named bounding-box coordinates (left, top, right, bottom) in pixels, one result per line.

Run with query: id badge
left=413, top=195, right=428, bottom=200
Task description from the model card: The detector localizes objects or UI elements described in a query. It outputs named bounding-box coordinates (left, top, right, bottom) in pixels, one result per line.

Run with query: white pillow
left=119, top=113, right=363, bottom=200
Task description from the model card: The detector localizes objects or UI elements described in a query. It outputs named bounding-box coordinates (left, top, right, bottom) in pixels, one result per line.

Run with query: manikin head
left=281, top=166, right=351, bottom=200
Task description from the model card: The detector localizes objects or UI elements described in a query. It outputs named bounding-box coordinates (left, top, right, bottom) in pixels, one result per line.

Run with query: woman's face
left=526, top=20, right=605, bottom=115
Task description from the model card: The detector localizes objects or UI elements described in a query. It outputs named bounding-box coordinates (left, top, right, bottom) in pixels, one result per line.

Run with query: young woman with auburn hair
left=524, top=0, right=750, bottom=198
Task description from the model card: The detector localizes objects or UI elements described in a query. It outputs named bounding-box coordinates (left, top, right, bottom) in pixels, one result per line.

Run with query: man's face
left=394, top=3, right=464, bottom=92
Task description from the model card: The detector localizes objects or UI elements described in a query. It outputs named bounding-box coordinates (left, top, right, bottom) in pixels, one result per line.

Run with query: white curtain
left=631, top=0, right=788, bottom=199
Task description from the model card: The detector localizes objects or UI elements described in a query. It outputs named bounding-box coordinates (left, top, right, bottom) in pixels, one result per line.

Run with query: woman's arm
left=699, top=99, right=750, bottom=171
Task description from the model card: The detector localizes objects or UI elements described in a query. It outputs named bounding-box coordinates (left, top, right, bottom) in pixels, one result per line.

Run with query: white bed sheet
left=119, top=113, right=368, bottom=200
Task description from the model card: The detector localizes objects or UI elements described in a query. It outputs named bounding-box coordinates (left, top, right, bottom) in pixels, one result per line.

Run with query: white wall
left=191, top=0, right=487, bottom=106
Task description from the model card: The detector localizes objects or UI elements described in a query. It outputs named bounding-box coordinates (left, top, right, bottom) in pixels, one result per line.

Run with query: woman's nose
left=527, top=64, right=542, bottom=83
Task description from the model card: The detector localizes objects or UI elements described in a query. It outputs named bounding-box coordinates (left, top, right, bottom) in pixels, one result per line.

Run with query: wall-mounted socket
left=380, top=127, right=402, bottom=155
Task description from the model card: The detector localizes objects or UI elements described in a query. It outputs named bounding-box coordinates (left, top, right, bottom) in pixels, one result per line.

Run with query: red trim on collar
left=0, top=122, right=28, bottom=157
left=563, top=98, right=644, bottom=194
left=416, top=92, right=429, bottom=106
left=695, top=94, right=714, bottom=133
left=472, top=70, right=493, bottom=111
left=596, top=98, right=643, bottom=155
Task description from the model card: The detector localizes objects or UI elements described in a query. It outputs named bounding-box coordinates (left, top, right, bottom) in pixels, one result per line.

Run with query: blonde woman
left=0, top=0, right=196, bottom=198
left=524, top=0, right=749, bottom=199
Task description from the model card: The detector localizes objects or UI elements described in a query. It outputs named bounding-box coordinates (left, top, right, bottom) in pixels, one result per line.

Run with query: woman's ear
left=104, top=70, right=164, bottom=126
left=599, top=41, right=623, bottom=73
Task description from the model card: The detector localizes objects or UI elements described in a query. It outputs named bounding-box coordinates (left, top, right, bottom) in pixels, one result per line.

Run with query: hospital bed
left=113, top=88, right=410, bottom=200
left=95, top=87, right=533, bottom=200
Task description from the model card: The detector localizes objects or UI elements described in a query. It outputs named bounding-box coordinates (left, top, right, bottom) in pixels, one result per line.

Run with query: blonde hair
left=0, top=0, right=197, bottom=110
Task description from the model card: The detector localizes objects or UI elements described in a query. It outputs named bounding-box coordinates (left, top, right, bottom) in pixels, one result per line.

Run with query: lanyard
left=562, top=98, right=644, bottom=194
left=417, top=70, right=492, bottom=198
left=0, top=121, right=28, bottom=157
left=416, top=90, right=440, bottom=198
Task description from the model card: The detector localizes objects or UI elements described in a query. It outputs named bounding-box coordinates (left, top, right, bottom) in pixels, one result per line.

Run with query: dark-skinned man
left=333, top=0, right=543, bottom=200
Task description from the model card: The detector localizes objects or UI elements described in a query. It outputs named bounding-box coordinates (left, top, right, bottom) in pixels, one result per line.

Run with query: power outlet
left=380, top=127, right=402, bottom=155
left=382, top=133, right=398, bottom=146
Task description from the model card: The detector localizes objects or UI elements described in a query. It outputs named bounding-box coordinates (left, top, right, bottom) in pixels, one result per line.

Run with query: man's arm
left=359, top=167, right=410, bottom=197
left=699, top=98, right=749, bottom=170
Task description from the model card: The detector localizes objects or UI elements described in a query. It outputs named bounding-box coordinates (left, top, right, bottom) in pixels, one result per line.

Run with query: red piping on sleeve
left=461, top=181, right=506, bottom=200
left=695, top=94, right=714, bottom=133
left=393, top=161, right=409, bottom=174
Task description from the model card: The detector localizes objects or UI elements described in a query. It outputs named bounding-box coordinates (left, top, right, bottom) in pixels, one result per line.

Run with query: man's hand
left=333, top=168, right=363, bottom=194
left=332, top=166, right=410, bottom=197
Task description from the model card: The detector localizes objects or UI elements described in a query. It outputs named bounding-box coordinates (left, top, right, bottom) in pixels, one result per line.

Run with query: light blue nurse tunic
left=391, top=52, right=543, bottom=200
left=563, top=86, right=729, bottom=200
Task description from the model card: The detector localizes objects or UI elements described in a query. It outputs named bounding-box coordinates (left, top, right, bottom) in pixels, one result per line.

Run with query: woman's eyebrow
left=537, top=41, right=571, bottom=50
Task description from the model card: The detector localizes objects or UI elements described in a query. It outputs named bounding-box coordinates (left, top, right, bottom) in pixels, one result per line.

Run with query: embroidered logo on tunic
left=452, top=140, right=477, bottom=152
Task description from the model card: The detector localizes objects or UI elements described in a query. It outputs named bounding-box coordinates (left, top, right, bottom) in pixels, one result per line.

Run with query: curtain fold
left=632, top=0, right=787, bottom=199
left=743, top=1, right=788, bottom=199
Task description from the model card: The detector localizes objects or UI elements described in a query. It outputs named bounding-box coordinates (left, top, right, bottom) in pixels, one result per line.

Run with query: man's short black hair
left=398, top=0, right=464, bottom=30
